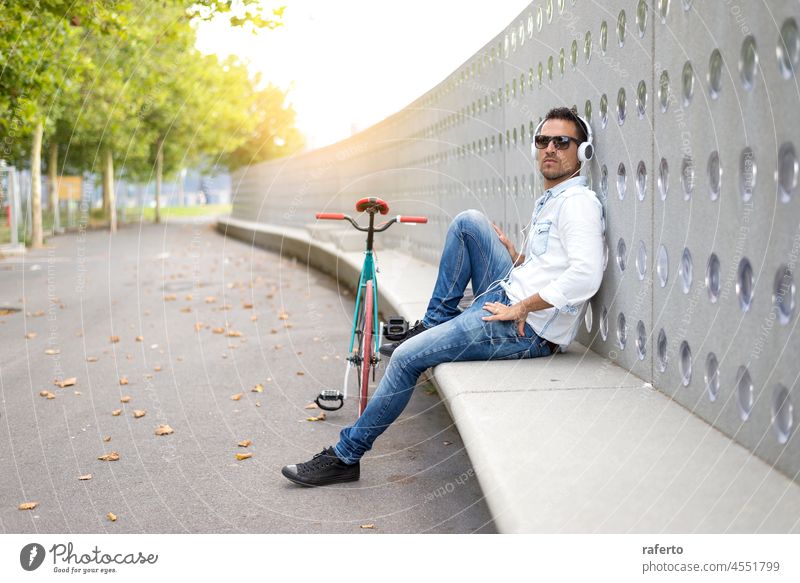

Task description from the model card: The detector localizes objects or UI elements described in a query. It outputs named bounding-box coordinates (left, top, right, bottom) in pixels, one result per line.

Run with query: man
left=282, top=106, right=605, bottom=486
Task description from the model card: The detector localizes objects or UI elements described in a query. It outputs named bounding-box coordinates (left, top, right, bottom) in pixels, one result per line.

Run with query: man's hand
left=481, top=301, right=529, bottom=337
left=492, top=223, right=524, bottom=266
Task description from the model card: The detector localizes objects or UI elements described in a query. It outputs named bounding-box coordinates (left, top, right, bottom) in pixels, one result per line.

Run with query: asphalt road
left=0, top=220, right=495, bottom=533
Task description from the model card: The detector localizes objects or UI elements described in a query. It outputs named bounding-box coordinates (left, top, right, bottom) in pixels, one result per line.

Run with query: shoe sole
left=281, top=467, right=360, bottom=487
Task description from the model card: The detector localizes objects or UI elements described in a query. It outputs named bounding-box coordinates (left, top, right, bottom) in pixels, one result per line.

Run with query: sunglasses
left=533, top=134, right=581, bottom=150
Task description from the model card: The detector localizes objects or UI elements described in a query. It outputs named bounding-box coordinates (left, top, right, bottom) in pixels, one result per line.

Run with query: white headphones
left=533, top=111, right=594, bottom=163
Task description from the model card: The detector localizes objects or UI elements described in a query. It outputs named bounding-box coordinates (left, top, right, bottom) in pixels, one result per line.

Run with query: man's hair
left=543, top=106, right=587, bottom=143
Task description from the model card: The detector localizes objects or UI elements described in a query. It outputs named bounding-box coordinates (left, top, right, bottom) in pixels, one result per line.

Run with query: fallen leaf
left=306, top=411, right=327, bottom=422
left=32, top=310, right=45, bottom=317
left=79, top=474, right=92, bottom=481
left=86, top=356, right=98, bottom=362
left=110, top=335, right=120, bottom=343
left=97, top=452, right=120, bottom=461
left=163, top=294, right=177, bottom=301
left=250, top=315, right=258, bottom=321
left=119, top=377, right=129, bottom=385
left=18, top=502, right=38, bottom=510
left=120, top=396, right=131, bottom=403
left=135, top=335, right=143, bottom=342
left=251, top=384, right=264, bottom=393
left=39, top=390, right=55, bottom=399
left=227, top=330, right=243, bottom=337
left=133, top=410, right=146, bottom=419
left=185, top=294, right=193, bottom=301
left=45, top=348, right=60, bottom=355
left=360, top=524, right=375, bottom=529
left=74, top=391, right=82, bottom=396
left=205, top=296, right=216, bottom=303
left=273, top=344, right=283, bottom=350
left=153, top=365, right=162, bottom=372
left=443, top=441, right=453, bottom=446
left=55, top=377, right=76, bottom=388
left=242, top=302, right=253, bottom=309
left=255, top=401, right=261, bottom=407
left=212, top=327, right=225, bottom=334
left=155, top=424, right=174, bottom=436
left=107, top=512, right=117, bottom=522
left=103, top=436, right=111, bottom=442
left=194, top=322, right=204, bottom=332
left=25, top=332, right=37, bottom=339
left=230, top=393, right=243, bottom=401
left=278, top=311, right=289, bottom=320
left=238, top=440, right=252, bottom=447
left=270, top=328, right=278, bottom=334
left=235, top=453, right=252, bottom=460
left=111, top=409, right=122, bottom=416
left=180, top=307, right=192, bottom=313
left=304, top=403, right=319, bottom=410
left=296, top=371, right=305, bottom=376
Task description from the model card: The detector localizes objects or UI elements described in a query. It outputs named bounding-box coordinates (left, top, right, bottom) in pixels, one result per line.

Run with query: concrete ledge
left=218, top=215, right=800, bottom=533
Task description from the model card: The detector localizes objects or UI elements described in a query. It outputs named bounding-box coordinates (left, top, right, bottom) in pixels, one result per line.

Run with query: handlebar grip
left=398, top=215, right=428, bottom=224
left=316, top=213, right=345, bottom=220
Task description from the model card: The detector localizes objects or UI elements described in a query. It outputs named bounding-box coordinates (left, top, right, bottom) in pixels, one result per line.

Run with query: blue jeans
left=333, top=210, right=554, bottom=465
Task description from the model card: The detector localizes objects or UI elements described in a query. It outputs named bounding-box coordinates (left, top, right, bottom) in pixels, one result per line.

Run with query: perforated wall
left=230, top=0, right=800, bottom=479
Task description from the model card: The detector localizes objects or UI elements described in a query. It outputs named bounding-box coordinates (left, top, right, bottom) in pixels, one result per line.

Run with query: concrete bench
left=218, top=215, right=800, bottom=533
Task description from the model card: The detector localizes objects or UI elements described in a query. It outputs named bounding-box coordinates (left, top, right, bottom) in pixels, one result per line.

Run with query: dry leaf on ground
left=107, top=512, right=117, bottom=522
left=18, top=502, right=38, bottom=511
left=230, top=393, right=243, bottom=401
left=212, top=327, right=225, bottom=334
left=155, top=425, right=174, bottom=436
left=98, top=452, right=120, bottom=461
left=133, top=410, right=146, bottom=419
left=119, top=377, right=129, bottom=385
left=86, top=356, right=98, bottom=362
left=79, top=474, right=92, bottom=481
left=194, top=322, right=204, bottom=332
left=278, top=311, right=289, bottom=320
left=360, top=524, right=375, bottom=529
left=163, top=294, right=177, bottom=301
left=39, top=390, right=55, bottom=399
left=44, top=348, right=60, bottom=355
left=103, top=436, right=111, bottom=442
left=296, top=371, right=305, bottom=376
left=153, top=365, right=162, bottom=372
left=135, top=336, right=143, bottom=342
left=251, top=384, right=264, bottom=393
left=25, top=332, right=37, bottom=339
left=242, top=302, right=253, bottom=309
left=111, top=409, right=122, bottom=416
left=180, top=307, right=192, bottom=313
left=110, top=336, right=120, bottom=343
left=235, top=452, right=253, bottom=460
left=304, top=403, right=319, bottom=410
left=205, top=296, right=216, bottom=303
left=55, top=377, right=76, bottom=388
left=120, top=396, right=131, bottom=404
left=227, top=330, right=242, bottom=337
left=306, top=411, right=327, bottom=422
left=238, top=440, right=252, bottom=447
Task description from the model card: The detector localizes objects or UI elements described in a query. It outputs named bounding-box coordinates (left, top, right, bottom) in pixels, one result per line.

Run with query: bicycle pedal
left=315, top=390, right=344, bottom=411
left=383, top=316, right=408, bottom=341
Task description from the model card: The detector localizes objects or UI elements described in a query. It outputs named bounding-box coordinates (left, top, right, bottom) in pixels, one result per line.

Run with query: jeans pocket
left=531, top=221, right=552, bottom=256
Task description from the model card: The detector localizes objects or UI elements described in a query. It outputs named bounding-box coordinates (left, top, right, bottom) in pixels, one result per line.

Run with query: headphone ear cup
left=578, top=142, right=594, bottom=162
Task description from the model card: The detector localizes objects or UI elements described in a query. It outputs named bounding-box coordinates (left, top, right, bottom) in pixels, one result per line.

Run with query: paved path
left=0, top=221, right=494, bottom=533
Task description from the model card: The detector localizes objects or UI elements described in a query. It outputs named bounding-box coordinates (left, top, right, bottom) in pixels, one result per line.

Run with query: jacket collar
left=543, top=175, right=589, bottom=199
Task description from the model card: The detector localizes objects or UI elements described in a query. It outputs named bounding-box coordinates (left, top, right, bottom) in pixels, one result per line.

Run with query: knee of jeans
left=452, top=209, right=486, bottom=232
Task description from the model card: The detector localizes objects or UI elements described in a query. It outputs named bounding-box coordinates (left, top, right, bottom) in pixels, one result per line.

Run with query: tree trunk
left=49, top=141, right=60, bottom=232
left=30, top=121, right=44, bottom=248
left=102, top=148, right=117, bottom=233
left=155, top=137, right=163, bottom=224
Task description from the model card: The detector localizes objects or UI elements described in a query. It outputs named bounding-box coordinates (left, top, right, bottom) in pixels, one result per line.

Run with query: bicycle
left=313, top=197, right=427, bottom=416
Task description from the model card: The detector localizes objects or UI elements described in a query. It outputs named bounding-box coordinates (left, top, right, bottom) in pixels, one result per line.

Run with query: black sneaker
left=281, top=446, right=360, bottom=487
left=379, top=320, right=428, bottom=358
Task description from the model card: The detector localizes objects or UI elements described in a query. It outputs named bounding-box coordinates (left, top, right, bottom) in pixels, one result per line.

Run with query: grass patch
left=124, top=204, right=231, bottom=222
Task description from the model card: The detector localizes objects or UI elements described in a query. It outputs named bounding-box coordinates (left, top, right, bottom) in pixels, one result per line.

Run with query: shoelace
left=301, top=450, right=336, bottom=473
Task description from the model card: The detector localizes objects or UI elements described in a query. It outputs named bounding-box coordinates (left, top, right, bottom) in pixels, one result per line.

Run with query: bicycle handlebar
left=398, top=216, right=427, bottom=224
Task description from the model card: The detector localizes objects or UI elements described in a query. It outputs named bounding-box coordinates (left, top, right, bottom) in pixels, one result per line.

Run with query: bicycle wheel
left=359, top=280, right=374, bottom=416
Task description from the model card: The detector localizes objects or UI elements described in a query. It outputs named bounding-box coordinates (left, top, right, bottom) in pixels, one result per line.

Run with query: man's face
left=537, top=118, right=582, bottom=183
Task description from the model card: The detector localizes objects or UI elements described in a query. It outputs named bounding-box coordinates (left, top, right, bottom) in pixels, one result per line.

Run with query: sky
left=194, top=1, right=532, bottom=150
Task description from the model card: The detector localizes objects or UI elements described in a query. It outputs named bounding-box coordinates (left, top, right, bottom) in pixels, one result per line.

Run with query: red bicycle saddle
left=355, top=197, right=389, bottom=215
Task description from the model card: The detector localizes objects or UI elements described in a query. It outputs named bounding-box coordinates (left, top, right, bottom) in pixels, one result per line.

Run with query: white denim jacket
left=501, top=176, right=605, bottom=347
